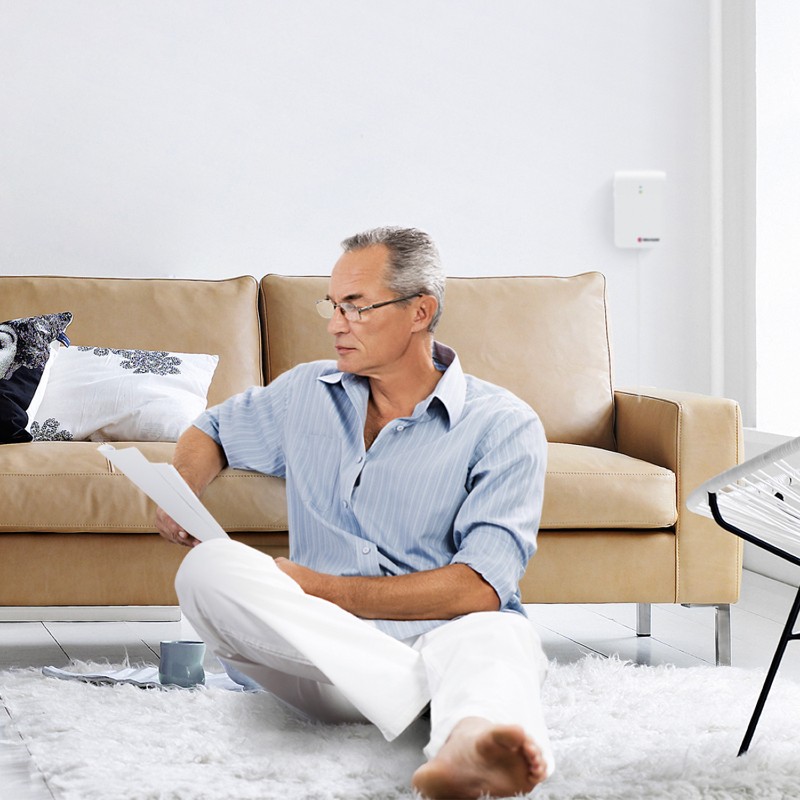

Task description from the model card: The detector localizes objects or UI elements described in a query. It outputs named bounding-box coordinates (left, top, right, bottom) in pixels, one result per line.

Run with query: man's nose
left=327, top=307, right=350, bottom=335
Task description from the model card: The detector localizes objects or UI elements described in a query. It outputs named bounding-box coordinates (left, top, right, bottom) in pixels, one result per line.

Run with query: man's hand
left=155, top=425, right=227, bottom=548
left=155, top=507, right=200, bottom=548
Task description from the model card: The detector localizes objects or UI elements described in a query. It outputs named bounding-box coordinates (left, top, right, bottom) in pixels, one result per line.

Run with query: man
left=156, top=227, right=553, bottom=798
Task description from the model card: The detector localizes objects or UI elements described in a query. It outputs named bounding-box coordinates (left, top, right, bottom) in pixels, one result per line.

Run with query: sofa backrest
left=0, top=275, right=262, bottom=406
left=260, top=272, right=615, bottom=449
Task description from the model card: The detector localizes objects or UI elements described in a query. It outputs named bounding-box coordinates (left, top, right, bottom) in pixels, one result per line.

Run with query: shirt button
left=342, top=500, right=349, bottom=509
left=361, top=545, right=371, bottom=555
left=396, top=425, right=405, bottom=432
left=357, top=456, right=364, bottom=463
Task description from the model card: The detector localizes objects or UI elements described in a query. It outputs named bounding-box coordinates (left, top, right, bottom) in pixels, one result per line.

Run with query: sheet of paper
left=98, top=444, right=229, bottom=542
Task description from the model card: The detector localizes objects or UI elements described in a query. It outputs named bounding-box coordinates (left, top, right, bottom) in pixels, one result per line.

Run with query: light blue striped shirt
left=194, top=342, right=547, bottom=640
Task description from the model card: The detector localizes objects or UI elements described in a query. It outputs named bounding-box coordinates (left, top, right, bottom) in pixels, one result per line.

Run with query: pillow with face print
left=0, top=312, right=73, bottom=444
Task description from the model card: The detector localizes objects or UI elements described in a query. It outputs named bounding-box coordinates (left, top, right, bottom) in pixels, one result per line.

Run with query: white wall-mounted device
left=614, top=170, right=666, bottom=248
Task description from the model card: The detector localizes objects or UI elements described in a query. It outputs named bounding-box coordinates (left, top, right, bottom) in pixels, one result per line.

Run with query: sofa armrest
left=614, top=387, right=744, bottom=603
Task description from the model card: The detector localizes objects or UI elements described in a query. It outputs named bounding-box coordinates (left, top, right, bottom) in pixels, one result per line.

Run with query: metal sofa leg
left=682, top=602, right=732, bottom=666
left=636, top=602, right=652, bottom=636
left=715, top=604, right=732, bottom=666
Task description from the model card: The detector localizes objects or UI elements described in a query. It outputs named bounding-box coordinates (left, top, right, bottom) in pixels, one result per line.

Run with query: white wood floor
left=2, top=568, right=799, bottom=799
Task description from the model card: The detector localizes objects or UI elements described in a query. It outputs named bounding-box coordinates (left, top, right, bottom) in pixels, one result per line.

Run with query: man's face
left=326, top=245, right=420, bottom=377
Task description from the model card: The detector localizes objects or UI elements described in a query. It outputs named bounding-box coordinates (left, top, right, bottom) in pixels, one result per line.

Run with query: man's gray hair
left=341, top=226, right=445, bottom=333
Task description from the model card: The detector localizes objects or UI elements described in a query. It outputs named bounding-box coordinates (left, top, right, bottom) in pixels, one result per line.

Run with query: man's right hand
left=154, top=425, right=228, bottom=547
left=155, top=507, right=200, bottom=548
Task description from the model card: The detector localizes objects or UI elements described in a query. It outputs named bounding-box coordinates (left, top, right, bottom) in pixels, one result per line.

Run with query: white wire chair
left=687, top=434, right=800, bottom=755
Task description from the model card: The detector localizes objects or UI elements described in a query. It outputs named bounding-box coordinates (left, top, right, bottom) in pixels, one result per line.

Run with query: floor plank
left=0, top=623, right=66, bottom=669
left=42, top=622, right=159, bottom=666
left=528, top=603, right=707, bottom=667
left=0, top=702, right=54, bottom=799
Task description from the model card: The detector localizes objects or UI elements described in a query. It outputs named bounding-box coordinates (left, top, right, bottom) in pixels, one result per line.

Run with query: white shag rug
left=2, top=656, right=800, bottom=800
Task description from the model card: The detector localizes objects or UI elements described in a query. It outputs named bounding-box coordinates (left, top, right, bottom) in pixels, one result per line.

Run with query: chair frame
left=688, top=435, right=800, bottom=754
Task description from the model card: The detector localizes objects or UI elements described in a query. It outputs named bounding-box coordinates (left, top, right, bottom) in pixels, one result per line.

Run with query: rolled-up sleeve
left=191, top=373, right=293, bottom=478
left=450, top=403, right=547, bottom=609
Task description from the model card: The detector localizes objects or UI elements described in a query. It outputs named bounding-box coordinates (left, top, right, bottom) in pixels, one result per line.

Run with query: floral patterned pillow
left=30, top=345, right=218, bottom=442
left=0, top=312, right=72, bottom=444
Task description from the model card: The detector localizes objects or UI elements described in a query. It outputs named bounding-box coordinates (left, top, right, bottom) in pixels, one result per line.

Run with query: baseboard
left=0, top=606, right=181, bottom=622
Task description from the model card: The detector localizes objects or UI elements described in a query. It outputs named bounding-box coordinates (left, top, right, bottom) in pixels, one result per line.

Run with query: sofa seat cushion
left=0, top=441, right=287, bottom=533
left=541, top=443, right=677, bottom=529
left=0, top=442, right=675, bottom=535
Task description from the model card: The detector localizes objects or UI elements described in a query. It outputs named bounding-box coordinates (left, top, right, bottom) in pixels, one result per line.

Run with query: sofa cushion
left=30, top=346, right=218, bottom=442
left=260, top=273, right=615, bottom=449
left=0, top=276, right=262, bottom=407
left=437, top=274, right=614, bottom=449
left=0, top=442, right=287, bottom=534
left=261, top=274, right=332, bottom=380
left=0, top=441, right=674, bottom=534
left=541, top=443, right=676, bottom=529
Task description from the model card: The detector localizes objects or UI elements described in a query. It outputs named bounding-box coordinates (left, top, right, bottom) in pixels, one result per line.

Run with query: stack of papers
left=97, top=444, right=229, bottom=542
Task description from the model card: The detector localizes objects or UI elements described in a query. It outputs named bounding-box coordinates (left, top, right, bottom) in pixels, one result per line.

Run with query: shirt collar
left=317, top=341, right=466, bottom=429
left=427, top=341, right=466, bottom=428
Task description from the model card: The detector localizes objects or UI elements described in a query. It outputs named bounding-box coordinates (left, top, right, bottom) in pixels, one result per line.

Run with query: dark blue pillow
left=0, top=312, right=72, bottom=444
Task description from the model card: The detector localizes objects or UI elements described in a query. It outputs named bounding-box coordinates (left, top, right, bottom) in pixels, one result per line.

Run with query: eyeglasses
left=315, top=293, right=422, bottom=322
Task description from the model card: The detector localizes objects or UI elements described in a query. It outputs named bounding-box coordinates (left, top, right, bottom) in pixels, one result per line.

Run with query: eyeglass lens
left=315, top=299, right=359, bottom=320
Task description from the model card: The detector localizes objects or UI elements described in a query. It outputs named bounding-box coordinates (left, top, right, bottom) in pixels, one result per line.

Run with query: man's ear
left=411, top=295, right=438, bottom=333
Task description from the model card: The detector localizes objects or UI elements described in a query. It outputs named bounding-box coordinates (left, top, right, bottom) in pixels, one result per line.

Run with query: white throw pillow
left=31, top=346, right=219, bottom=442
left=24, top=341, right=62, bottom=432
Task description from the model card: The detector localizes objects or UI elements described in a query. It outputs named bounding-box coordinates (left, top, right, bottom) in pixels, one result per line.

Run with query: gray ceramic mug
left=159, top=640, right=206, bottom=688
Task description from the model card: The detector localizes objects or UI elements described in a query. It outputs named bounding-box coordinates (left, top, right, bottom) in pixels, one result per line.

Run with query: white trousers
left=175, top=539, right=554, bottom=773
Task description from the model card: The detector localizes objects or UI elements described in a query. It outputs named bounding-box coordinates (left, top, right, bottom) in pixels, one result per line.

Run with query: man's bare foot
left=411, top=716, right=548, bottom=799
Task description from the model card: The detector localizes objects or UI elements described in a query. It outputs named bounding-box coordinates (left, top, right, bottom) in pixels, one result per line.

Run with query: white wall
left=756, top=1, right=800, bottom=437
left=0, top=1, right=718, bottom=395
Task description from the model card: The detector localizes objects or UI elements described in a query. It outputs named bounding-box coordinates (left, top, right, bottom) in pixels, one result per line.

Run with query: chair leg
left=738, top=585, right=800, bottom=755
left=636, top=602, right=652, bottom=637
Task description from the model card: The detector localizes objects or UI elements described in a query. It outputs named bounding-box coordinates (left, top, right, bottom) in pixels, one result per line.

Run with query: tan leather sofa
left=0, top=273, right=742, bottom=658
